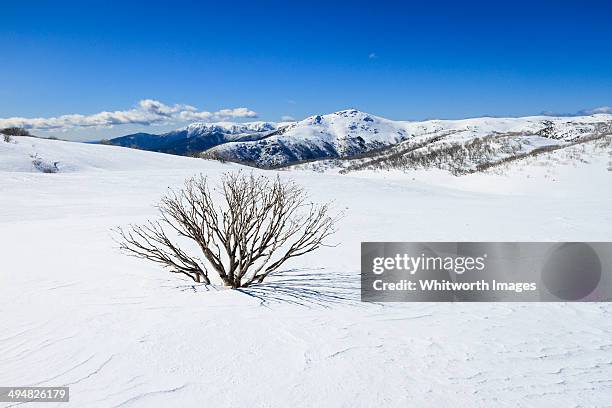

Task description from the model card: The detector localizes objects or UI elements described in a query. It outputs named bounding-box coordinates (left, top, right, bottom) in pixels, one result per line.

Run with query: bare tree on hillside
left=115, top=172, right=339, bottom=288
left=1, top=127, right=30, bottom=137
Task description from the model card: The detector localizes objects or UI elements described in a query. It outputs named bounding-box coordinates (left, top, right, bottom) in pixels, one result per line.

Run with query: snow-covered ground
left=1, top=137, right=612, bottom=407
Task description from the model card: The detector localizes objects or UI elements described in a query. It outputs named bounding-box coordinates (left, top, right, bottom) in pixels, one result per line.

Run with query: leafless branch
left=115, top=171, right=340, bottom=288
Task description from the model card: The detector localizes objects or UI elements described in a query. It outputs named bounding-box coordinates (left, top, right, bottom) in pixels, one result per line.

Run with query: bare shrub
left=30, top=153, right=60, bottom=173
left=1, top=127, right=30, bottom=136
left=116, top=172, right=339, bottom=288
left=3, top=134, right=11, bottom=143
left=200, top=150, right=229, bottom=164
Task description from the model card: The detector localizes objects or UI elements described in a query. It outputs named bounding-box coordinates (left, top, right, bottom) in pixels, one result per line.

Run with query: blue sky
left=1, top=0, right=611, bottom=140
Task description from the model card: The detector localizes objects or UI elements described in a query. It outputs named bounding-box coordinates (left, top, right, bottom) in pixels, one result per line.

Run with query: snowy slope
left=206, top=111, right=612, bottom=169
left=0, top=136, right=219, bottom=173
left=1, top=138, right=612, bottom=407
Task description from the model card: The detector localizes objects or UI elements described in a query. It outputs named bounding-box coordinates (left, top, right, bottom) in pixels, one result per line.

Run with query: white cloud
left=280, top=115, right=295, bottom=121
left=578, top=106, right=612, bottom=115
left=178, top=107, right=257, bottom=121
left=368, top=52, right=378, bottom=59
left=0, top=99, right=258, bottom=131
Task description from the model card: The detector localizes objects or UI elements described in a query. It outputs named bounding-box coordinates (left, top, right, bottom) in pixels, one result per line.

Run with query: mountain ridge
left=107, top=121, right=279, bottom=155
left=106, top=109, right=612, bottom=172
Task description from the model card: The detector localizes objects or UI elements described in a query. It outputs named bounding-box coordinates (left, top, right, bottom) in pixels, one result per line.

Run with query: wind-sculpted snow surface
left=1, top=139, right=612, bottom=407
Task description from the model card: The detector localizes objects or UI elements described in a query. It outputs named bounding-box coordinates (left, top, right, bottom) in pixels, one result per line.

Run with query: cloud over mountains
left=0, top=100, right=257, bottom=131
left=578, top=106, right=612, bottom=115
left=541, top=106, right=612, bottom=117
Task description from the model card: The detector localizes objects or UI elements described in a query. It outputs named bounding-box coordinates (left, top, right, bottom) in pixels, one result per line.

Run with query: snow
left=207, top=109, right=415, bottom=166
left=183, top=121, right=277, bottom=137
left=0, top=137, right=216, bottom=173
left=207, top=110, right=612, bottom=168
left=1, top=136, right=612, bottom=407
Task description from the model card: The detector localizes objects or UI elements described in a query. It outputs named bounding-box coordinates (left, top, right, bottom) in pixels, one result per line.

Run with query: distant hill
left=107, top=110, right=612, bottom=173
left=204, top=110, right=612, bottom=171
left=107, top=122, right=277, bottom=156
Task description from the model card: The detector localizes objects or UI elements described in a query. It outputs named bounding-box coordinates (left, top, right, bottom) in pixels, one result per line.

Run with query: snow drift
left=2, top=132, right=612, bottom=407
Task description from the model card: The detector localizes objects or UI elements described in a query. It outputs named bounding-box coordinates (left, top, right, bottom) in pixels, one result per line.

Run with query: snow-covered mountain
left=108, top=121, right=277, bottom=155
left=107, top=110, right=612, bottom=173
left=290, top=114, right=612, bottom=174
left=204, top=111, right=612, bottom=170
left=204, top=109, right=411, bottom=167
